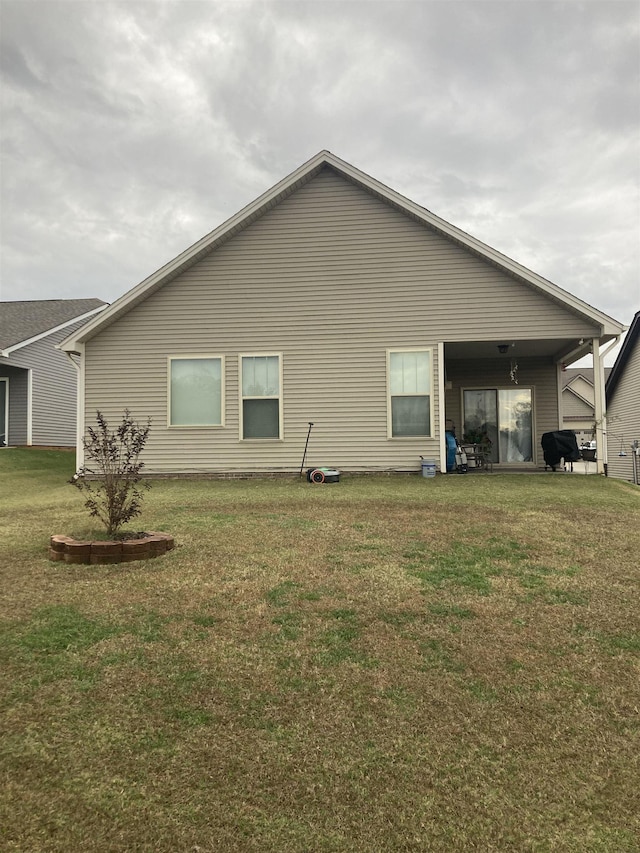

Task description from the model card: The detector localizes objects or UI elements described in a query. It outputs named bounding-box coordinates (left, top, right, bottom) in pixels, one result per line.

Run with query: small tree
left=70, top=410, right=152, bottom=538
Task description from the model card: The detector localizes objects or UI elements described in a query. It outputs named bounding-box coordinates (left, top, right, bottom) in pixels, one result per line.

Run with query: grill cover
left=541, top=430, right=581, bottom=469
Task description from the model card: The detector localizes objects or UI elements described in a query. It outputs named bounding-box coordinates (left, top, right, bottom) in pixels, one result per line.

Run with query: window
left=388, top=349, right=432, bottom=437
left=240, top=354, right=282, bottom=439
left=168, top=356, right=223, bottom=426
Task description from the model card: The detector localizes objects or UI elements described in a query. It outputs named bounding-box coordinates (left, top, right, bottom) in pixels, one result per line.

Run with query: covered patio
left=439, top=332, right=621, bottom=474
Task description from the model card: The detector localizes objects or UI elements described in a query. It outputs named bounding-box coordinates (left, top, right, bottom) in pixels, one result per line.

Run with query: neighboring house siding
left=606, top=335, right=640, bottom=482
left=5, top=323, right=85, bottom=446
left=560, top=369, right=612, bottom=443
left=83, top=169, right=601, bottom=473
left=566, top=376, right=594, bottom=402
left=2, top=365, right=28, bottom=445
left=563, top=392, right=593, bottom=419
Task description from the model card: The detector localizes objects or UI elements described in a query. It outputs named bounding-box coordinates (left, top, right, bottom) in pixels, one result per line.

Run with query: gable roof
left=59, top=151, right=625, bottom=352
left=606, top=311, right=640, bottom=401
left=1, top=299, right=107, bottom=355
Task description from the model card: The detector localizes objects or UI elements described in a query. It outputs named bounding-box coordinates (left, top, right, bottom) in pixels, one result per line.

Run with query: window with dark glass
left=241, top=355, right=281, bottom=439
left=389, top=350, right=432, bottom=437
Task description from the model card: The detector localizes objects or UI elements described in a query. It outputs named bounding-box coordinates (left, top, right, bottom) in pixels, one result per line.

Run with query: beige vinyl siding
left=606, top=336, right=640, bottom=482
left=83, top=168, right=599, bottom=473
left=85, top=338, right=440, bottom=473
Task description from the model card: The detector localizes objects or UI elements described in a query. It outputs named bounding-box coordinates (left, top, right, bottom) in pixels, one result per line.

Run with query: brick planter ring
left=49, top=533, right=174, bottom=564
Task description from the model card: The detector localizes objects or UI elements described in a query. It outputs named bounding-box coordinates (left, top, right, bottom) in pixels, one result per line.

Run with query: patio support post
left=592, top=338, right=606, bottom=474
left=438, top=342, right=446, bottom=474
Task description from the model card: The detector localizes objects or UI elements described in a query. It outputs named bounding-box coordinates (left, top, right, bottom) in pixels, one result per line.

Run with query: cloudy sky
left=2, top=0, right=639, bottom=354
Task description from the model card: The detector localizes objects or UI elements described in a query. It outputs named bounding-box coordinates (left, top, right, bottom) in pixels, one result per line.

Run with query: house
left=0, top=299, right=107, bottom=447
left=561, top=367, right=612, bottom=447
left=605, top=311, right=640, bottom=484
left=59, top=151, right=625, bottom=476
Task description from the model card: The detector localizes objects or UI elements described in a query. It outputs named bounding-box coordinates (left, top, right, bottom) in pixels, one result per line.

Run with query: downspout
left=26, top=368, right=33, bottom=445
left=0, top=376, right=8, bottom=446
left=64, top=345, right=85, bottom=472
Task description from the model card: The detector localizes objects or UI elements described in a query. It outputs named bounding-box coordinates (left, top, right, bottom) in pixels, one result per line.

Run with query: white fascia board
left=4, top=304, right=108, bottom=357
left=58, top=149, right=625, bottom=350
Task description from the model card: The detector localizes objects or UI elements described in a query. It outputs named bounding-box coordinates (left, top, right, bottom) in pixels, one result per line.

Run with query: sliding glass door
left=463, top=388, right=533, bottom=463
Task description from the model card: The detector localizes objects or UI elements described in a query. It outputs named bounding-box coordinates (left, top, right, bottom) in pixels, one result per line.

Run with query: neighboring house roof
left=562, top=367, right=612, bottom=405
left=606, top=311, right=640, bottom=402
left=60, top=150, right=625, bottom=352
left=1, top=299, right=107, bottom=356
left=561, top=367, right=611, bottom=390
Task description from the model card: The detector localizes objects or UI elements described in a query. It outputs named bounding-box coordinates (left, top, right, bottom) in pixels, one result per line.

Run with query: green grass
left=1, top=447, right=639, bottom=852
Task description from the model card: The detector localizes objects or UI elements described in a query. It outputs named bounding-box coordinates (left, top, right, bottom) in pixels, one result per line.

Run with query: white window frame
left=239, top=352, right=283, bottom=441
left=167, top=355, right=225, bottom=428
left=387, top=347, right=434, bottom=439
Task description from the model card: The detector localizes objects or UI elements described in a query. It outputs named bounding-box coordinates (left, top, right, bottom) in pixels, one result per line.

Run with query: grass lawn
left=1, top=448, right=639, bottom=852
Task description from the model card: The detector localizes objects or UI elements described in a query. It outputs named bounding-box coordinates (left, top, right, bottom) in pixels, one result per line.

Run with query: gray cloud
left=1, top=0, right=638, bottom=342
